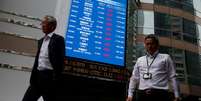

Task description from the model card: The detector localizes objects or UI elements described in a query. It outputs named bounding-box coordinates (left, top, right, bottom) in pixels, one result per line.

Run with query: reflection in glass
left=140, top=0, right=154, bottom=4
left=137, top=10, right=154, bottom=34
left=193, top=0, right=201, bottom=17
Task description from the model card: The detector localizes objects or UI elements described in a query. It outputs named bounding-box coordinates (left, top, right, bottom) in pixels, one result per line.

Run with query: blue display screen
left=65, top=0, right=127, bottom=67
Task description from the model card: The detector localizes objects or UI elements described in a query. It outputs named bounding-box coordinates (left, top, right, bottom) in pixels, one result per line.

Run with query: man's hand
left=126, top=96, right=133, bottom=101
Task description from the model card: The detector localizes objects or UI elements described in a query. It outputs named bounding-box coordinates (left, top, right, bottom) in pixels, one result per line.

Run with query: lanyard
left=146, top=53, right=158, bottom=73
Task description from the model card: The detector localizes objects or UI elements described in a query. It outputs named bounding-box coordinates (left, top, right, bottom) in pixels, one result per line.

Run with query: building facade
left=0, top=0, right=58, bottom=71
left=129, top=0, right=201, bottom=98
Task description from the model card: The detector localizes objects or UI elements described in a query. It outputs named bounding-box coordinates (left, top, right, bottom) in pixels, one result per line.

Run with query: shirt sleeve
left=167, top=55, right=180, bottom=98
left=128, top=59, right=140, bottom=97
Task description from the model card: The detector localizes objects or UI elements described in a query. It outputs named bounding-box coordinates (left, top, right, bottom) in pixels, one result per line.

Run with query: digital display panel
left=65, top=0, right=127, bottom=67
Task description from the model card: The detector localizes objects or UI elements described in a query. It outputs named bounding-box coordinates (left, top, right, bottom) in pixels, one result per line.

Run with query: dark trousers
left=22, top=70, right=56, bottom=101
left=137, top=89, right=170, bottom=101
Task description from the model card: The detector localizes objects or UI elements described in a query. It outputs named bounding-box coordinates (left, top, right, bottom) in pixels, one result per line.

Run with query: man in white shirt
left=126, top=34, right=180, bottom=101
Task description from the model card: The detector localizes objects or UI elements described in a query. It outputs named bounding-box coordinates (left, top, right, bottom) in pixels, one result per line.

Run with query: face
left=41, top=17, right=54, bottom=34
left=144, top=38, right=158, bottom=55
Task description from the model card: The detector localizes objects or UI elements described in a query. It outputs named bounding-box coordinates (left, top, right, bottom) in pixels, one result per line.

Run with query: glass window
left=183, top=19, right=197, bottom=44
left=154, top=12, right=171, bottom=37
left=155, top=12, right=171, bottom=30
left=195, top=10, right=201, bottom=18
left=176, top=69, right=185, bottom=74
left=174, top=48, right=183, bottom=54
left=155, top=0, right=195, bottom=14
left=168, top=0, right=182, bottom=9
left=193, top=0, right=201, bottom=17
left=183, top=35, right=197, bottom=44
left=188, top=76, right=201, bottom=85
left=182, top=0, right=194, bottom=14
left=174, top=56, right=183, bottom=61
left=159, top=46, right=171, bottom=54
left=155, top=0, right=183, bottom=9
left=137, top=10, right=155, bottom=34
left=184, top=0, right=193, bottom=4
left=172, top=32, right=182, bottom=40
left=154, top=0, right=168, bottom=5
left=197, top=24, right=201, bottom=46
left=185, top=51, right=201, bottom=85
left=135, top=43, right=146, bottom=57
left=155, top=29, right=171, bottom=37
left=140, top=0, right=154, bottom=3
left=176, top=63, right=184, bottom=68
left=170, top=16, right=183, bottom=40
left=178, top=78, right=185, bottom=82
left=185, top=51, right=201, bottom=75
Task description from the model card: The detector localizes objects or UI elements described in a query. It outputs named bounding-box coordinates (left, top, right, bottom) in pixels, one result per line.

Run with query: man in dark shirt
left=22, top=15, right=65, bottom=101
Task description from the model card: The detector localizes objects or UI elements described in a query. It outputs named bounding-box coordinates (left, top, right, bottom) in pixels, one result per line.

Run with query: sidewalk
left=0, top=68, right=43, bottom=101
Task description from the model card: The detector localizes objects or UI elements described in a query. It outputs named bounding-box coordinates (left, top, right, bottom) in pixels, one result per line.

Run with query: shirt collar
left=44, top=33, right=53, bottom=39
left=47, top=33, right=53, bottom=38
left=146, top=50, right=159, bottom=58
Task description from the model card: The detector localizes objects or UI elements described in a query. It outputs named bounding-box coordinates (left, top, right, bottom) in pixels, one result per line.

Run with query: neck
left=150, top=52, right=155, bottom=55
left=148, top=50, right=158, bottom=56
left=45, top=32, right=51, bottom=36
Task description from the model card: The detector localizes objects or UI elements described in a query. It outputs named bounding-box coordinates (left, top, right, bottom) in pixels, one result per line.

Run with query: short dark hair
left=145, top=34, right=159, bottom=45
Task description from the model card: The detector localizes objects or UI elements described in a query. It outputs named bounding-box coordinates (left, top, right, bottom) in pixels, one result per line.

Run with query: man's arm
left=56, top=35, right=65, bottom=73
left=127, top=60, right=140, bottom=101
left=127, top=75, right=138, bottom=101
left=51, top=35, right=65, bottom=78
left=167, top=55, right=180, bottom=99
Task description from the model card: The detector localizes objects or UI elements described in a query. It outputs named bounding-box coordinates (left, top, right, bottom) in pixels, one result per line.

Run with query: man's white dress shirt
left=128, top=51, right=179, bottom=98
left=37, top=33, right=53, bottom=71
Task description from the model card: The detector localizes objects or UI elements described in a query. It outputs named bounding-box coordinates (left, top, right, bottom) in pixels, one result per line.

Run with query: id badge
left=143, top=73, right=152, bottom=79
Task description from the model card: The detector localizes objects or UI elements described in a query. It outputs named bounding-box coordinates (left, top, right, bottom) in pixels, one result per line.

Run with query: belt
left=38, top=70, right=53, bottom=75
left=139, top=88, right=168, bottom=95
